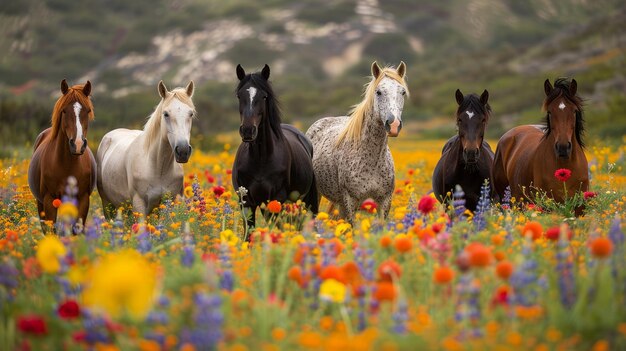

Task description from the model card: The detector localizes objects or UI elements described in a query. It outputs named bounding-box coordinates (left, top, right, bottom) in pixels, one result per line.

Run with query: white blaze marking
left=73, top=102, right=83, bottom=139
left=247, top=87, right=257, bottom=111
left=558, top=102, right=566, bottom=110
left=466, top=110, right=475, bottom=119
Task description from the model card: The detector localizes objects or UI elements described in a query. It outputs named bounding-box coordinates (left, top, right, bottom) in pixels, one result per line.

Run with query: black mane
left=542, top=78, right=585, bottom=148
left=236, top=72, right=284, bottom=139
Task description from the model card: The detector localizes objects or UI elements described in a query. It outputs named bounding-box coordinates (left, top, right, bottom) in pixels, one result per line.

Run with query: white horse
left=97, top=81, right=195, bottom=217
left=306, top=61, right=408, bottom=222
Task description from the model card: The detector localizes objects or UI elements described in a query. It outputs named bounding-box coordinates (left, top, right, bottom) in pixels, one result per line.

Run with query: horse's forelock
left=50, top=86, right=94, bottom=136
left=456, top=94, right=491, bottom=122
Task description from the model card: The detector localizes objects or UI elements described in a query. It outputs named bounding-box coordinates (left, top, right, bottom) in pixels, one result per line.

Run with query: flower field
left=1, top=137, right=625, bottom=351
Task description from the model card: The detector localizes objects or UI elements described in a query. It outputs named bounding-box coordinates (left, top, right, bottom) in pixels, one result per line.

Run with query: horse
left=492, top=78, right=588, bottom=207
left=306, top=61, right=408, bottom=222
left=97, top=80, right=195, bottom=218
left=432, top=89, right=494, bottom=212
left=28, top=79, right=96, bottom=229
left=232, top=64, right=318, bottom=231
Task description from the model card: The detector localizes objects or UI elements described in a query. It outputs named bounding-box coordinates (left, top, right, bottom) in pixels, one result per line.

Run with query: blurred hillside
left=1, top=0, right=625, bottom=151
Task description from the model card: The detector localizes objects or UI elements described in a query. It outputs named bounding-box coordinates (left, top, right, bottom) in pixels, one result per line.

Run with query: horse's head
left=455, top=89, right=490, bottom=164
left=235, top=64, right=275, bottom=142
left=371, top=61, right=407, bottom=137
left=543, top=78, right=584, bottom=159
left=56, top=79, right=93, bottom=155
left=157, top=80, right=195, bottom=163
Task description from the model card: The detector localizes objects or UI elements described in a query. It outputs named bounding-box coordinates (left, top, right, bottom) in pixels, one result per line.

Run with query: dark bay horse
left=232, top=64, right=318, bottom=230
left=492, top=78, right=588, bottom=205
left=433, top=89, right=494, bottom=211
left=28, top=79, right=96, bottom=229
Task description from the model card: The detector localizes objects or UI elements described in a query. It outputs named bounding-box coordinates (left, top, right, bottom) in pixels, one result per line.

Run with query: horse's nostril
left=69, top=139, right=75, bottom=146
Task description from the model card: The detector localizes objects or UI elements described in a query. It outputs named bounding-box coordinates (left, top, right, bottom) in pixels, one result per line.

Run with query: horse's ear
left=544, top=79, right=553, bottom=96
left=82, top=80, right=92, bottom=96
left=569, top=79, right=577, bottom=96
left=455, top=89, right=464, bottom=105
left=158, top=80, right=168, bottom=98
left=261, top=64, right=270, bottom=80
left=236, top=64, right=246, bottom=81
left=371, top=61, right=382, bottom=79
left=185, top=81, right=194, bottom=97
left=480, top=89, right=489, bottom=105
left=396, top=61, right=406, bottom=78
left=61, top=79, right=69, bottom=95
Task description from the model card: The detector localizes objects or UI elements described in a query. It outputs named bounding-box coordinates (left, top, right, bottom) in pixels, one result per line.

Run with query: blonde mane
left=335, top=67, right=409, bottom=147
left=50, top=85, right=94, bottom=136
left=143, top=87, right=195, bottom=150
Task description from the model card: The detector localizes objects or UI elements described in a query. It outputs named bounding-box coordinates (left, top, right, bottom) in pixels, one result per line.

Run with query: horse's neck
left=146, top=127, right=176, bottom=172
left=49, top=130, right=74, bottom=163
left=249, top=120, right=282, bottom=158
left=360, top=110, right=388, bottom=155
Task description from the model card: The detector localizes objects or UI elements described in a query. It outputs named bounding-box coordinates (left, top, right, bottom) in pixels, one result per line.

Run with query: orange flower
left=52, top=199, right=62, bottom=208
left=380, top=235, right=392, bottom=248
left=522, top=221, right=543, bottom=240
left=267, top=200, right=282, bottom=214
left=288, top=266, right=303, bottom=285
left=341, top=261, right=361, bottom=285
left=590, top=237, right=613, bottom=259
left=415, top=227, right=435, bottom=241
left=320, top=265, right=345, bottom=283
left=394, top=236, right=412, bottom=253
left=378, top=260, right=402, bottom=282
left=373, top=281, right=397, bottom=302
left=433, top=266, right=454, bottom=285
left=496, top=261, right=514, bottom=280
left=465, top=243, right=492, bottom=268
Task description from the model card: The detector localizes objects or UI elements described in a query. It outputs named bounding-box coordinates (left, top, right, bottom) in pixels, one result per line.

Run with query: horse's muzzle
left=385, top=116, right=402, bottom=137
left=175, top=144, right=192, bottom=163
left=463, top=148, right=480, bottom=164
left=69, top=138, right=87, bottom=155
left=239, top=125, right=258, bottom=142
left=555, top=142, right=572, bottom=159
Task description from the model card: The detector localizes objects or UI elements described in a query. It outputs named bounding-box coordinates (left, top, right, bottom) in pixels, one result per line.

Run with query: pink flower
left=417, top=195, right=437, bottom=215
left=554, top=168, right=572, bottom=182
left=583, top=191, right=597, bottom=200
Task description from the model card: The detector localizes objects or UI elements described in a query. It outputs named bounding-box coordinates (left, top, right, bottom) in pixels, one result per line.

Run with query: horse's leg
left=132, top=194, right=148, bottom=218
left=339, top=194, right=357, bottom=224
left=42, top=194, right=58, bottom=232
left=77, top=194, right=90, bottom=234
left=379, top=196, right=392, bottom=219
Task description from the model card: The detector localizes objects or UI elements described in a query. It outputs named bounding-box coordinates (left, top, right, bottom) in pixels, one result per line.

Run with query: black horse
left=432, top=89, right=494, bottom=211
left=232, top=64, right=318, bottom=232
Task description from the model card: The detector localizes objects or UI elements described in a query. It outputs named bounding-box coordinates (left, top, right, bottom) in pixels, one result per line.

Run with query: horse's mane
left=235, top=72, right=284, bottom=139
left=336, top=66, right=409, bottom=146
left=542, top=78, right=585, bottom=148
left=457, top=94, right=491, bottom=121
left=50, top=85, right=94, bottom=136
left=144, top=87, right=196, bottom=150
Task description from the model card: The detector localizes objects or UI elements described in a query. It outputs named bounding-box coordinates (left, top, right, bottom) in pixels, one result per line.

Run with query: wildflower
left=220, top=229, right=239, bottom=246
left=394, top=235, right=412, bottom=253
left=52, top=198, right=62, bottom=208
left=373, top=281, right=397, bottom=301
left=58, top=299, right=81, bottom=319
left=417, top=195, right=437, bottom=215
left=183, top=186, right=194, bottom=198
left=522, top=221, right=543, bottom=240
left=82, top=249, right=158, bottom=320
left=496, top=261, right=514, bottom=280
left=360, top=198, right=378, bottom=213
left=583, top=191, right=597, bottom=200
left=36, top=236, right=67, bottom=274
left=58, top=202, right=78, bottom=219
left=465, top=243, right=492, bottom=268
left=433, top=266, right=454, bottom=285
left=554, top=168, right=572, bottom=182
left=267, top=200, right=282, bottom=214
left=546, top=226, right=573, bottom=241
left=22, top=257, right=41, bottom=279
left=288, top=266, right=303, bottom=285
left=590, top=237, right=613, bottom=259
left=319, top=279, right=347, bottom=303
left=378, top=260, right=402, bottom=282
left=17, top=315, right=48, bottom=335
left=320, top=265, right=345, bottom=283
left=380, top=235, right=392, bottom=248
left=211, top=185, right=226, bottom=197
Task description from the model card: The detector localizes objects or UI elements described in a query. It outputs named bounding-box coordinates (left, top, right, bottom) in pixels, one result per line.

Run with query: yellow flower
left=83, top=249, right=158, bottom=320
left=316, top=212, right=329, bottom=220
left=220, top=229, right=239, bottom=246
left=36, top=235, right=67, bottom=273
left=319, top=278, right=346, bottom=303
left=183, top=186, right=194, bottom=198
left=67, top=264, right=89, bottom=286
left=58, top=203, right=78, bottom=219
left=334, top=223, right=351, bottom=237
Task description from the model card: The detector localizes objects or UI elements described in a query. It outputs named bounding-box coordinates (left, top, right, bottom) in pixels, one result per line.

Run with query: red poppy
left=17, top=315, right=48, bottom=335
left=52, top=199, right=62, bottom=208
left=545, top=226, right=573, bottom=241
left=417, top=195, right=437, bottom=215
left=378, top=260, right=402, bottom=282
left=58, top=300, right=81, bottom=319
left=360, top=199, right=378, bottom=213
left=267, top=200, right=282, bottom=214
left=554, top=168, right=572, bottom=182
left=211, top=185, right=225, bottom=197
left=583, top=191, right=597, bottom=200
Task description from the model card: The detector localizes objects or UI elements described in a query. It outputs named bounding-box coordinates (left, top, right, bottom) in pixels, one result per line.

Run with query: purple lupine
left=608, top=216, right=624, bottom=298
left=181, top=293, right=223, bottom=350
left=502, top=186, right=512, bottom=211
left=401, top=194, right=419, bottom=229
left=218, top=244, right=234, bottom=292
left=556, top=234, right=576, bottom=308
left=0, top=260, right=18, bottom=303
left=192, top=177, right=207, bottom=216
left=454, top=271, right=482, bottom=338
left=392, top=298, right=409, bottom=334
left=509, top=239, right=539, bottom=307
left=137, top=225, right=152, bottom=254
left=81, top=309, right=111, bottom=345
left=473, top=179, right=491, bottom=232
left=453, top=185, right=466, bottom=222
left=111, top=210, right=124, bottom=248
left=146, top=311, right=169, bottom=325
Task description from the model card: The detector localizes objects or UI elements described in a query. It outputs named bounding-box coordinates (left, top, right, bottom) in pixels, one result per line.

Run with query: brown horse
left=492, top=78, right=588, bottom=205
left=28, top=79, right=96, bottom=229
left=433, top=89, right=494, bottom=211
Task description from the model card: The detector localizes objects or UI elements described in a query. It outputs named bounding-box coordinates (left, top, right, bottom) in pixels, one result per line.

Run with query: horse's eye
left=376, top=90, right=382, bottom=96
left=164, top=112, right=170, bottom=118
left=263, top=96, right=268, bottom=100
left=401, top=90, right=406, bottom=96
left=236, top=94, right=240, bottom=99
